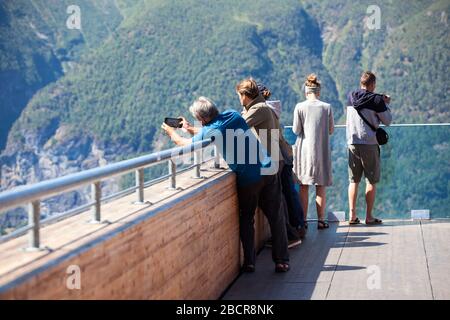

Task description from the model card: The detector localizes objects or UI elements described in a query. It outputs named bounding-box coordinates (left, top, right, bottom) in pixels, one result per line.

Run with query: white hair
left=189, top=96, right=219, bottom=122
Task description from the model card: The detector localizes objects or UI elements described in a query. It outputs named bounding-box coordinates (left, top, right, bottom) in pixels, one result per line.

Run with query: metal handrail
left=2, top=122, right=448, bottom=249
left=0, top=139, right=218, bottom=249
left=284, top=123, right=450, bottom=129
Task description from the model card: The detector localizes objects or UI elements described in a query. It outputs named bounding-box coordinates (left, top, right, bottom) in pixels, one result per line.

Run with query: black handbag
left=355, top=109, right=389, bottom=145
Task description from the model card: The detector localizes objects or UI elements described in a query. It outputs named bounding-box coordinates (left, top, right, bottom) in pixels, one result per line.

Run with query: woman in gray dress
left=292, top=74, right=334, bottom=229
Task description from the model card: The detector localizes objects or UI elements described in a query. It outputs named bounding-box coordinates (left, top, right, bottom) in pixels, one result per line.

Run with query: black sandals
left=365, top=218, right=383, bottom=225
left=317, top=220, right=329, bottom=229
left=349, top=217, right=361, bottom=225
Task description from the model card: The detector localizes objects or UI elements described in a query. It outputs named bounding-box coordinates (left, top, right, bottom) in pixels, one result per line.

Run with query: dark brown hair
left=236, top=78, right=260, bottom=99
left=259, top=86, right=271, bottom=100
left=360, top=71, right=376, bottom=87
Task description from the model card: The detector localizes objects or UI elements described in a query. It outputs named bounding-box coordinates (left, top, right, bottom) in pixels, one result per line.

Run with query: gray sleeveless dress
left=292, top=99, right=334, bottom=186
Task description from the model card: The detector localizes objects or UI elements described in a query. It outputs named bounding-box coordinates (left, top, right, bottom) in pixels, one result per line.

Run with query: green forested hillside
left=0, top=0, right=449, bottom=230
left=5, top=0, right=449, bottom=156
left=373, top=0, right=450, bottom=122
left=303, top=0, right=450, bottom=122
left=0, top=0, right=123, bottom=150
left=6, top=0, right=342, bottom=155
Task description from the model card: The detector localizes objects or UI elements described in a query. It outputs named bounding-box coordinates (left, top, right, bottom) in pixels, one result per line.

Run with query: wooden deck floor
left=223, top=219, right=450, bottom=300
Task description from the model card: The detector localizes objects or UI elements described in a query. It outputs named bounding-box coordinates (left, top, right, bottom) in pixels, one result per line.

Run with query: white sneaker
left=288, top=239, right=302, bottom=249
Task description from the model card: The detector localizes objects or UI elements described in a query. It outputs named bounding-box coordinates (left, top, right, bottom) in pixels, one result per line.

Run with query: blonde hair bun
left=305, top=73, right=320, bottom=87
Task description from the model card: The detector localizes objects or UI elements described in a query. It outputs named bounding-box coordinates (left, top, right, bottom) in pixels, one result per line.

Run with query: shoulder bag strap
left=355, top=108, right=377, bottom=132
left=349, top=93, right=377, bottom=132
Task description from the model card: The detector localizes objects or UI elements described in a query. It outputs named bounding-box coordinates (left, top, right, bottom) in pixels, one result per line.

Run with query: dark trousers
left=280, top=163, right=305, bottom=229
left=281, top=197, right=300, bottom=241
left=237, top=174, right=289, bottom=266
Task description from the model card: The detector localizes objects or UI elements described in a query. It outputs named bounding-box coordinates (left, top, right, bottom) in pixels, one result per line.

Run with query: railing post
left=27, top=200, right=40, bottom=250
left=91, top=181, right=101, bottom=223
left=168, top=159, right=176, bottom=190
left=135, top=168, right=145, bottom=203
left=213, top=145, right=221, bottom=169
left=193, top=149, right=202, bottom=179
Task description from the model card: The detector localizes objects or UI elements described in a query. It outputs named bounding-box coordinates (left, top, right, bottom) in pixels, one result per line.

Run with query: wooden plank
left=420, top=220, right=450, bottom=300
left=326, top=220, right=433, bottom=300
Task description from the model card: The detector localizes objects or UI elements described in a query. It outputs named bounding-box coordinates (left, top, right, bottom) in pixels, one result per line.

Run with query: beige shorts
left=348, top=144, right=380, bottom=184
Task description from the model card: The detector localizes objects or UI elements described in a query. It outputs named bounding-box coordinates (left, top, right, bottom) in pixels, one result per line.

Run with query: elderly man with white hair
left=161, top=96, right=290, bottom=273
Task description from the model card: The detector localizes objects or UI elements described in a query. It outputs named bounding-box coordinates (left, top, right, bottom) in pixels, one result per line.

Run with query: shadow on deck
left=223, top=219, right=450, bottom=300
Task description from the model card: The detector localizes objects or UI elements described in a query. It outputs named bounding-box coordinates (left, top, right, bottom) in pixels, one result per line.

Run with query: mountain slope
left=0, top=0, right=123, bottom=151
left=303, top=0, right=449, bottom=122
left=1, top=0, right=341, bottom=228
left=373, top=0, right=450, bottom=122
left=0, top=0, right=449, bottom=231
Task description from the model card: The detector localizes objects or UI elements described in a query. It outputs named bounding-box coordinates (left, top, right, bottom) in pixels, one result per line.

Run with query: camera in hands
left=164, top=117, right=183, bottom=128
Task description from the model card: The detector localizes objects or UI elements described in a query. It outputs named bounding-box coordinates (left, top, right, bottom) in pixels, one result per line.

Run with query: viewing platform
left=1, top=164, right=449, bottom=299
left=0, top=125, right=449, bottom=300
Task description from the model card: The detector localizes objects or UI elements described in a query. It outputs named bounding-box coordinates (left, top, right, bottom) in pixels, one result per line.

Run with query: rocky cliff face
left=0, top=0, right=123, bottom=151
left=0, top=0, right=124, bottom=232
left=0, top=124, right=134, bottom=233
